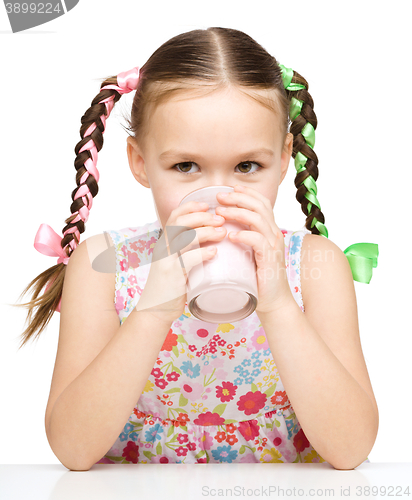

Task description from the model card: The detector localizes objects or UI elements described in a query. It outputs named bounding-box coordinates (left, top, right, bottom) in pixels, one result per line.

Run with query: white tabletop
left=0, top=463, right=411, bottom=499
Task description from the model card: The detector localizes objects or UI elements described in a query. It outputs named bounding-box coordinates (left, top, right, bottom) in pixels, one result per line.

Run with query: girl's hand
left=216, top=185, right=295, bottom=318
left=135, top=201, right=227, bottom=326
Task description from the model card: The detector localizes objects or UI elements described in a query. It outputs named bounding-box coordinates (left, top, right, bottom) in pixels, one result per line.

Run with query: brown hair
left=13, top=26, right=325, bottom=349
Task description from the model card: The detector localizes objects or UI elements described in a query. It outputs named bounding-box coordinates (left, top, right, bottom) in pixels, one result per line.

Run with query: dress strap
left=281, top=227, right=311, bottom=313
left=104, top=221, right=162, bottom=323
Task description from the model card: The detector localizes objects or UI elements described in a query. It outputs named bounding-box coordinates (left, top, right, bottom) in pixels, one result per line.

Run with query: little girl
left=16, top=27, right=379, bottom=470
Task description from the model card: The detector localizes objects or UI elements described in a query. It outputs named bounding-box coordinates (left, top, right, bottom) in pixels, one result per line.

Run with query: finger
left=154, top=225, right=199, bottom=261
left=175, top=200, right=210, bottom=218
left=228, top=230, right=273, bottom=265
left=217, top=187, right=280, bottom=237
left=229, top=229, right=284, bottom=258
left=175, top=210, right=221, bottom=228
left=232, top=185, right=282, bottom=235
left=178, top=244, right=216, bottom=275
left=216, top=205, right=275, bottom=244
left=159, top=201, right=209, bottom=257
left=171, top=221, right=224, bottom=255
left=217, top=188, right=266, bottom=212
left=233, top=184, right=273, bottom=211
left=161, top=208, right=218, bottom=259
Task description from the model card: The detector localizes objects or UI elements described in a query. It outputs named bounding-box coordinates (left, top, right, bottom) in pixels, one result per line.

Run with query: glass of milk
left=178, top=185, right=258, bottom=323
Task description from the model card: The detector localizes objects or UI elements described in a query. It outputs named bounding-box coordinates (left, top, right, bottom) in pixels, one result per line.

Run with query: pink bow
left=34, top=224, right=71, bottom=265
left=100, top=66, right=140, bottom=94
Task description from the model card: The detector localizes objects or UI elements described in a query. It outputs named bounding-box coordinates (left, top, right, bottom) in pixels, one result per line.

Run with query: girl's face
left=127, top=86, right=293, bottom=230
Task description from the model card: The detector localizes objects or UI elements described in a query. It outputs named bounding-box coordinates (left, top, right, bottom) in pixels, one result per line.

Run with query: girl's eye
left=174, top=162, right=200, bottom=174
left=237, top=161, right=262, bottom=175
left=173, top=161, right=262, bottom=175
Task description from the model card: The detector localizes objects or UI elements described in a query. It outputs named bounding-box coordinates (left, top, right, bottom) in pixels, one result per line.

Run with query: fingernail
left=213, top=214, right=224, bottom=221
left=219, top=192, right=228, bottom=197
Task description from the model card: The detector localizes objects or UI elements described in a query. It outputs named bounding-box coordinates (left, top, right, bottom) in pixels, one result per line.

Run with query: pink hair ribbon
left=34, top=224, right=71, bottom=265
left=34, top=66, right=140, bottom=312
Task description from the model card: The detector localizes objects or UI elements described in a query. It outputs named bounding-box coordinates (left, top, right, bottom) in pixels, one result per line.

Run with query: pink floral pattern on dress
left=94, top=220, right=370, bottom=465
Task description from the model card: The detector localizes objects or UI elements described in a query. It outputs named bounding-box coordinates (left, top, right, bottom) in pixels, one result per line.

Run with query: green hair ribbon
left=279, top=64, right=379, bottom=284
left=343, top=243, right=379, bottom=284
left=279, top=64, right=327, bottom=239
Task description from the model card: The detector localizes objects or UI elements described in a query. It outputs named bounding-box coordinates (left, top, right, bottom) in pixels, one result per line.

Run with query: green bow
left=343, top=243, right=379, bottom=284
left=279, top=63, right=379, bottom=284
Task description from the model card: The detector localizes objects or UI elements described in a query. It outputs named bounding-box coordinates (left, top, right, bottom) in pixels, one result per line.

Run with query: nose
left=203, top=174, right=236, bottom=188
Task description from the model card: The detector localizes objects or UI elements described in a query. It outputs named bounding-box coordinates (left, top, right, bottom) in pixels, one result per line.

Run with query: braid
left=62, top=86, right=123, bottom=259
left=19, top=69, right=140, bottom=324
left=13, top=68, right=139, bottom=347
left=279, top=64, right=379, bottom=283
left=279, top=65, right=328, bottom=238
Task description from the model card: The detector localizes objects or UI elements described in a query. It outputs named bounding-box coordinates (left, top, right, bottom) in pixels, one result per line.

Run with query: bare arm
left=47, top=309, right=171, bottom=471
left=45, top=236, right=173, bottom=471
left=258, top=234, right=379, bottom=470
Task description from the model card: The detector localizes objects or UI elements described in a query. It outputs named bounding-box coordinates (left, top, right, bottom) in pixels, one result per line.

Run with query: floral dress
left=95, top=219, right=370, bottom=465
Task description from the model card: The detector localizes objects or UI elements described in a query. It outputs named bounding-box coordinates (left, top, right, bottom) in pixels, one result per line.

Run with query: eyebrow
left=159, top=148, right=275, bottom=161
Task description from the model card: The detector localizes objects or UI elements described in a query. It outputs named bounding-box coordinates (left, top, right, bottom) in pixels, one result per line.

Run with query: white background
left=0, top=0, right=410, bottom=464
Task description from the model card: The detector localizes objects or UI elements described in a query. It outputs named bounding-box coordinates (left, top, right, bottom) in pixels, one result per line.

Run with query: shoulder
left=300, top=233, right=354, bottom=309
left=68, top=232, right=113, bottom=268
left=63, top=232, right=117, bottom=311
left=83, top=232, right=117, bottom=273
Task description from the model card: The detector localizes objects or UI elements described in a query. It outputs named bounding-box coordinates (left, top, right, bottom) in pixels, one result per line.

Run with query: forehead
left=145, top=87, right=285, bottom=155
